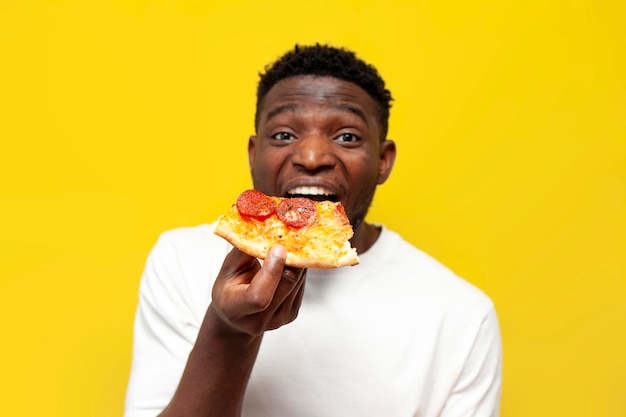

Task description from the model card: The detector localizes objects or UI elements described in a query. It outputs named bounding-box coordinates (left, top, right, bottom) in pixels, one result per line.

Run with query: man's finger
left=244, top=245, right=289, bottom=311
left=216, top=247, right=260, bottom=283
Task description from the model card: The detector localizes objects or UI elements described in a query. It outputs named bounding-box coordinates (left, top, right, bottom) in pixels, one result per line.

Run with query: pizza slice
left=214, top=189, right=359, bottom=268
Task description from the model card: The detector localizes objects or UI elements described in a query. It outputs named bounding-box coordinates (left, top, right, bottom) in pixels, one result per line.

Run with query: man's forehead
left=267, top=74, right=367, bottom=95
left=259, top=75, right=378, bottom=119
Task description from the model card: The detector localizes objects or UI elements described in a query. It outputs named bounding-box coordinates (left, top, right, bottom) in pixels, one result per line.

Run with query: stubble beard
left=348, top=184, right=378, bottom=235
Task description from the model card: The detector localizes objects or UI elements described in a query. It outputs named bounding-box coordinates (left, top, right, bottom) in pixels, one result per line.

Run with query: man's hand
left=159, top=245, right=306, bottom=417
left=210, top=245, right=307, bottom=336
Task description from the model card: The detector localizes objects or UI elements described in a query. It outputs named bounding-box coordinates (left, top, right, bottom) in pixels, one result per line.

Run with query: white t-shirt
left=124, top=224, right=502, bottom=417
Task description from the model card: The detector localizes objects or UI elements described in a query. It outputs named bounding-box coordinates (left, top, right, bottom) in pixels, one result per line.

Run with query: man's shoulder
left=140, top=223, right=231, bottom=311
left=147, top=222, right=232, bottom=276
left=155, top=222, right=229, bottom=252
left=376, top=226, right=495, bottom=313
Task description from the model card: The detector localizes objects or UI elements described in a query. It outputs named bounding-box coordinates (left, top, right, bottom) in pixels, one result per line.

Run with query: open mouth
left=286, top=186, right=338, bottom=202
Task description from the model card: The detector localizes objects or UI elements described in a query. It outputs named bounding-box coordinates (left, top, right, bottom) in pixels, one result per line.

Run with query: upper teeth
left=288, top=186, right=334, bottom=196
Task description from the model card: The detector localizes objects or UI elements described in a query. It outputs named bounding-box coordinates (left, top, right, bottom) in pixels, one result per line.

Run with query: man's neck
left=351, top=222, right=381, bottom=255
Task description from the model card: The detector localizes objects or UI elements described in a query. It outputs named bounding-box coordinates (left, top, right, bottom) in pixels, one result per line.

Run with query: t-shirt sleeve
left=440, top=308, right=503, bottom=417
left=123, top=234, right=202, bottom=417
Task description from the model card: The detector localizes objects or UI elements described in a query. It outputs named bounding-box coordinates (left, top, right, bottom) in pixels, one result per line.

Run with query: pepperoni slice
left=276, top=197, right=317, bottom=228
left=236, top=189, right=276, bottom=219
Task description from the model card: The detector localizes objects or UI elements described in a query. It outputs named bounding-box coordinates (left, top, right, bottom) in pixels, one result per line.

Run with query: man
left=124, top=44, right=502, bottom=417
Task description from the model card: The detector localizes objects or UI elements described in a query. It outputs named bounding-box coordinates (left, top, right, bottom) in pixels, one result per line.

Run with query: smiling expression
left=248, top=75, right=396, bottom=242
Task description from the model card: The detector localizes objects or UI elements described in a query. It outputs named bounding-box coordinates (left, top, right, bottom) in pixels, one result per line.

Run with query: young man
left=124, top=44, right=502, bottom=417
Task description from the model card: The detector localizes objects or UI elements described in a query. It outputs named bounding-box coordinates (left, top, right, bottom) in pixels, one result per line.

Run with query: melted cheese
left=220, top=199, right=355, bottom=266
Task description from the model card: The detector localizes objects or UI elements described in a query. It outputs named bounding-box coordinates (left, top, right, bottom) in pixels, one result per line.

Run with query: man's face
left=248, top=75, right=396, bottom=231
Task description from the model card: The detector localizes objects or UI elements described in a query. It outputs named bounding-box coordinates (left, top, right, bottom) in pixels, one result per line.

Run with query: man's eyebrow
left=265, top=103, right=369, bottom=124
left=335, top=104, right=368, bottom=124
left=266, top=104, right=298, bottom=122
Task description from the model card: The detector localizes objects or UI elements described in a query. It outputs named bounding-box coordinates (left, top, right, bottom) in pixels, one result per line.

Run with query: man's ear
left=377, top=139, right=396, bottom=185
left=248, top=135, right=257, bottom=170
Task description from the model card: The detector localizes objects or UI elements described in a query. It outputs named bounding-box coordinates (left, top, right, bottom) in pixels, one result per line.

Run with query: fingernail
left=271, top=245, right=286, bottom=258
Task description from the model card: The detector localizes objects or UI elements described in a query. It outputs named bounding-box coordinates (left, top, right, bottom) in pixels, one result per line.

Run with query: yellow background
left=1, top=0, right=625, bottom=415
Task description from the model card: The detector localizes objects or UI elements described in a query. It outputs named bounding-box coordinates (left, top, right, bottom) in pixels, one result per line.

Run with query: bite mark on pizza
left=214, top=190, right=359, bottom=268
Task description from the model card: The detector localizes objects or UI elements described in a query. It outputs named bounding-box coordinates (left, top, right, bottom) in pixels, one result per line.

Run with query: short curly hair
left=255, top=44, right=393, bottom=140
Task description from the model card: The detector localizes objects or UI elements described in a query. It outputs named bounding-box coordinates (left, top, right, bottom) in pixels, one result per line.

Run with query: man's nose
left=291, top=135, right=337, bottom=171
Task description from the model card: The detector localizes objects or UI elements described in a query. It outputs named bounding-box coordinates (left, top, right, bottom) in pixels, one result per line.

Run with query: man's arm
left=440, top=308, right=503, bottom=417
left=158, top=245, right=306, bottom=417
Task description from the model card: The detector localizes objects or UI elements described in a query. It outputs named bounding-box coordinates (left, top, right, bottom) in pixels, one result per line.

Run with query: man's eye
left=272, top=132, right=294, bottom=141
left=336, top=133, right=360, bottom=142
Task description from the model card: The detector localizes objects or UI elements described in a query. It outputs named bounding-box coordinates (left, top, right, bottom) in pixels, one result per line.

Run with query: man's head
left=255, top=44, right=393, bottom=141
left=248, top=45, right=396, bottom=250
